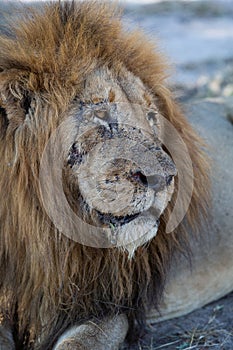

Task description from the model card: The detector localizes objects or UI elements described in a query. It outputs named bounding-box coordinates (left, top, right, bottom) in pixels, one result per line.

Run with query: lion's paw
left=53, top=314, right=128, bottom=350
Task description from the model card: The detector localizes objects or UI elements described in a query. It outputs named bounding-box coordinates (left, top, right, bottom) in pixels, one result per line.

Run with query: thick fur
left=0, top=2, right=209, bottom=349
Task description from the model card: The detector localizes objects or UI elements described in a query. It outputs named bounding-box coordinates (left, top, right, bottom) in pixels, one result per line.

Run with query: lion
left=0, top=2, right=210, bottom=349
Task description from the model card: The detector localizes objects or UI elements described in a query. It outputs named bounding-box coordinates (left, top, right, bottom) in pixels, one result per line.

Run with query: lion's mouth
left=78, top=193, right=141, bottom=227
left=96, top=210, right=140, bottom=227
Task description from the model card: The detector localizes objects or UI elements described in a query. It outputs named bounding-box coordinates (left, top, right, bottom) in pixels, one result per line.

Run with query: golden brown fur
left=0, top=1, right=209, bottom=349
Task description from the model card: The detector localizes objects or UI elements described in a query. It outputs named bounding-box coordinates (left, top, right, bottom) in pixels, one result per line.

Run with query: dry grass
left=121, top=293, right=233, bottom=350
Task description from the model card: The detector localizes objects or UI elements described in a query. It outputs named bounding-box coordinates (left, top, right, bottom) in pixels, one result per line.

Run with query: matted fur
left=0, top=1, right=209, bottom=349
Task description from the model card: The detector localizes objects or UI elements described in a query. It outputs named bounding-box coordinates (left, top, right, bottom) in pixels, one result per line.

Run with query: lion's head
left=38, top=66, right=177, bottom=257
left=0, top=2, right=209, bottom=348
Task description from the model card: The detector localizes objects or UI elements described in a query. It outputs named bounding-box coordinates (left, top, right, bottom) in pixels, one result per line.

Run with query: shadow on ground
left=122, top=292, right=233, bottom=350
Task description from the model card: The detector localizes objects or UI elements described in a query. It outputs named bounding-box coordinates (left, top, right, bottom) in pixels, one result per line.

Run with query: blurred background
left=123, top=0, right=233, bottom=105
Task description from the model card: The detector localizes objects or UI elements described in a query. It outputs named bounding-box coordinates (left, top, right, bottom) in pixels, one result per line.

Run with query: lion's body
left=0, top=2, right=209, bottom=349
left=148, top=101, right=233, bottom=323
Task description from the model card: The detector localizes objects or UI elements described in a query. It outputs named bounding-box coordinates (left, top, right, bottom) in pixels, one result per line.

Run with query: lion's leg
left=53, top=314, right=128, bottom=350
left=0, top=325, right=15, bottom=350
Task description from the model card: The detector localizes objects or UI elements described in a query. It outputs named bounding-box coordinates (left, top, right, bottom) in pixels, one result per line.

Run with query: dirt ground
left=122, top=292, right=233, bottom=350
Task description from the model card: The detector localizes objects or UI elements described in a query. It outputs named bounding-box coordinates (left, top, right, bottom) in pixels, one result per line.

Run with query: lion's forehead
left=75, top=66, right=161, bottom=138
left=81, top=67, right=148, bottom=103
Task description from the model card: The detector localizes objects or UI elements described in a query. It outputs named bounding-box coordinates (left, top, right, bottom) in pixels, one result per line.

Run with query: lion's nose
left=130, top=171, right=174, bottom=193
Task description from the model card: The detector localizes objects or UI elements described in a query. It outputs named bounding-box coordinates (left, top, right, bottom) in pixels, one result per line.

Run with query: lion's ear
left=0, top=84, right=34, bottom=130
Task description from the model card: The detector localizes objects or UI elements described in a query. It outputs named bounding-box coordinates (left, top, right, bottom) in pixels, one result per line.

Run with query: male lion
left=0, top=2, right=209, bottom=349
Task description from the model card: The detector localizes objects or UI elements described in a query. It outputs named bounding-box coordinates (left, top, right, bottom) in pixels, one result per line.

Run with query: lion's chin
left=109, top=211, right=160, bottom=258
left=110, top=181, right=175, bottom=258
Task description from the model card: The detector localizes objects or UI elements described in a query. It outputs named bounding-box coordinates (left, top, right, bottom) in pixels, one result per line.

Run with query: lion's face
left=0, top=65, right=176, bottom=257
left=58, top=67, right=176, bottom=255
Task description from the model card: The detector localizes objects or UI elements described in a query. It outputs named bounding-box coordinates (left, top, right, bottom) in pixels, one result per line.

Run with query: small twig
left=153, top=339, right=180, bottom=349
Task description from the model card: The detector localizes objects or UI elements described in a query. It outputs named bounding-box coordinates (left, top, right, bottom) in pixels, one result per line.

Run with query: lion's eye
left=94, top=110, right=108, bottom=120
